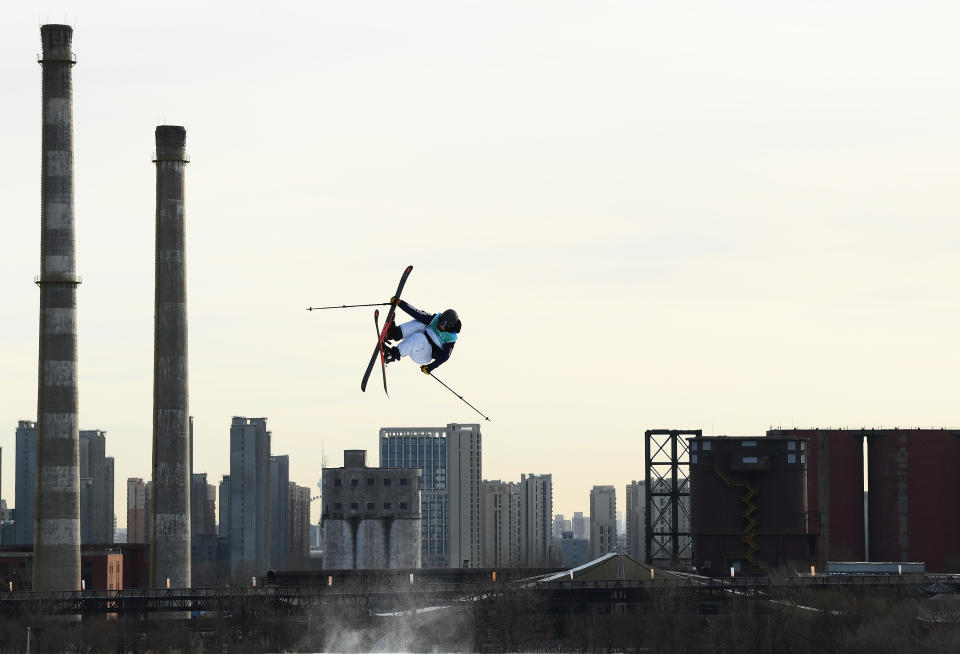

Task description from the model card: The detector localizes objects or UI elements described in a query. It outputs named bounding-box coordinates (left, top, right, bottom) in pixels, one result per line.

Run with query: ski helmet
left=438, top=309, right=459, bottom=332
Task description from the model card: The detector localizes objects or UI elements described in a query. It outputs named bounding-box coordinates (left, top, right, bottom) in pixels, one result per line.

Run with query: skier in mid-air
left=382, top=299, right=460, bottom=374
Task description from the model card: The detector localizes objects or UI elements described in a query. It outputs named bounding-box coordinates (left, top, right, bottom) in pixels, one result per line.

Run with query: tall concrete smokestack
left=151, top=126, right=191, bottom=588
left=33, top=24, right=81, bottom=593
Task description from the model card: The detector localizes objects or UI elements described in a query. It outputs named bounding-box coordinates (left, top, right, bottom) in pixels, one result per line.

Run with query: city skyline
left=2, top=3, right=959, bottom=524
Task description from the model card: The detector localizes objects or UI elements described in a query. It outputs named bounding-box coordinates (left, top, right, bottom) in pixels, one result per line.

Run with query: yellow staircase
left=707, top=466, right=761, bottom=569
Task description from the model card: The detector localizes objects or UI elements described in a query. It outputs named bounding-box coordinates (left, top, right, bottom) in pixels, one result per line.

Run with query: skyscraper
left=269, top=455, right=290, bottom=568
left=218, top=475, right=230, bottom=537
left=288, top=482, right=311, bottom=567
left=625, top=481, right=646, bottom=561
left=552, top=513, right=568, bottom=542
left=572, top=511, right=589, bottom=540
left=590, top=485, right=617, bottom=558
left=448, top=424, right=481, bottom=568
left=190, top=472, right=217, bottom=586
left=519, top=473, right=553, bottom=567
left=480, top=480, right=519, bottom=567
left=228, top=417, right=271, bottom=575
left=14, top=421, right=37, bottom=546
left=380, top=423, right=482, bottom=567
left=79, top=430, right=114, bottom=543
left=127, top=478, right=150, bottom=543
left=190, top=473, right=216, bottom=537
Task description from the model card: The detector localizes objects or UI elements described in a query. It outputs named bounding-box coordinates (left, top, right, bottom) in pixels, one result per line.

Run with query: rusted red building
left=767, top=429, right=866, bottom=566
left=689, top=436, right=811, bottom=576
left=118, top=542, right=150, bottom=588
left=0, top=545, right=126, bottom=590
left=867, top=429, right=960, bottom=572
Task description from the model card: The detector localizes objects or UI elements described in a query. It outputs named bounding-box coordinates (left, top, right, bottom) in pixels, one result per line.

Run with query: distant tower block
left=34, top=24, right=81, bottom=593
left=151, top=126, right=191, bottom=588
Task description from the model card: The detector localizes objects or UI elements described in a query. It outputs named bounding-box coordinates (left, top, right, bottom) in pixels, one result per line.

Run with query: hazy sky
left=1, top=2, right=958, bottom=525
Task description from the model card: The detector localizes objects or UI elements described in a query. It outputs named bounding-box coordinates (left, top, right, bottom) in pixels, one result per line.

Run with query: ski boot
left=384, top=324, right=403, bottom=343
left=383, top=345, right=401, bottom=363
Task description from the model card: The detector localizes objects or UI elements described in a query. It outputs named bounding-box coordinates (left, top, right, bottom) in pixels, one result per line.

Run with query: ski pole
left=306, top=302, right=391, bottom=311
left=427, top=373, right=491, bottom=422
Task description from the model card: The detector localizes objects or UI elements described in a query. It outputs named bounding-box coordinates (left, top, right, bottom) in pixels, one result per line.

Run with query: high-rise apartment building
left=380, top=423, right=481, bottom=567
left=127, top=478, right=150, bottom=543
left=519, top=473, right=553, bottom=566
left=561, top=532, right=590, bottom=568
left=18, top=424, right=115, bottom=545
left=448, top=424, right=481, bottom=568
left=218, top=475, right=230, bottom=537
left=288, top=482, right=311, bottom=567
left=228, top=417, right=271, bottom=575
left=480, top=480, right=519, bottom=567
left=572, top=511, right=589, bottom=540
left=0, top=500, right=13, bottom=546
left=625, top=481, right=646, bottom=561
left=189, top=470, right=218, bottom=587
left=79, top=430, right=114, bottom=543
left=270, top=455, right=290, bottom=568
left=590, top=485, right=617, bottom=558
left=190, top=473, right=216, bottom=537
left=14, top=421, right=37, bottom=545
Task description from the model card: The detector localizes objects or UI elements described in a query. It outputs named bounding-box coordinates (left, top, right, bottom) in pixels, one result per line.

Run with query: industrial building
left=767, top=428, right=865, bottom=565
left=688, top=435, right=810, bottom=576
left=766, top=428, right=960, bottom=573
left=321, top=450, right=421, bottom=569
left=866, top=429, right=960, bottom=572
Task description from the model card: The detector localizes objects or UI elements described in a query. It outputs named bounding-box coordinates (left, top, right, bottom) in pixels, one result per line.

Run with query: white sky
left=1, top=2, right=958, bottom=526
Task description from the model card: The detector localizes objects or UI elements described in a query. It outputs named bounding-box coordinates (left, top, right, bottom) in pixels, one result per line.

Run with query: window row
left=331, top=502, right=409, bottom=511
left=332, top=477, right=410, bottom=487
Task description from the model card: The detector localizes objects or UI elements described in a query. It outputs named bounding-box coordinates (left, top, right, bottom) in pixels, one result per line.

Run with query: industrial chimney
left=150, top=126, right=191, bottom=588
left=33, top=24, right=81, bottom=593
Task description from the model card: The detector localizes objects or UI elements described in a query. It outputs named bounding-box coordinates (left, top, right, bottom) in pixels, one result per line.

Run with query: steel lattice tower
left=645, top=429, right=697, bottom=567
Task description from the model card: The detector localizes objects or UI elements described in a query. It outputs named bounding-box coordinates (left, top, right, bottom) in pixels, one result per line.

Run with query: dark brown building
left=867, top=429, right=960, bottom=572
left=767, top=429, right=866, bottom=566
left=689, top=436, right=811, bottom=576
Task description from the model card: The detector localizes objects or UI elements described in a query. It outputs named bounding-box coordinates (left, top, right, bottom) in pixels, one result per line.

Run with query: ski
left=361, top=265, right=413, bottom=392
left=374, top=309, right=389, bottom=397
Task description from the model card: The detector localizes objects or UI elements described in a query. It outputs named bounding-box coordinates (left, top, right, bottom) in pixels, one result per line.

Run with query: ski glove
left=420, top=365, right=431, bottom=375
